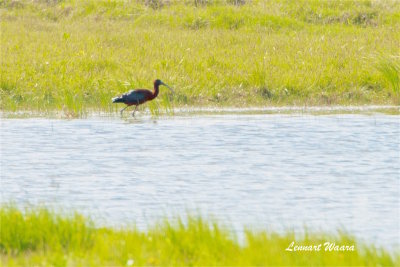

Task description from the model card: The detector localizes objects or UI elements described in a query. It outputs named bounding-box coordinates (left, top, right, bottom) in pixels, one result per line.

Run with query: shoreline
left=1, top=105, right=399, bottom=119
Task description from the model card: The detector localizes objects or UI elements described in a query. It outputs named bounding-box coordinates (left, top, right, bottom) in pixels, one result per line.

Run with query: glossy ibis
left=112, top=79, right=174, bottom=116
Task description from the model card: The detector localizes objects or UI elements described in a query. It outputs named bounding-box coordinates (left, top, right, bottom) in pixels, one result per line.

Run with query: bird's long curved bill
left=161, top=82, right=175, bottom=94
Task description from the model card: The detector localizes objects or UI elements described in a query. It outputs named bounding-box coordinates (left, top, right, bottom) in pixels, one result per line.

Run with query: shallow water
left=1, top=114, right=399, bottom=249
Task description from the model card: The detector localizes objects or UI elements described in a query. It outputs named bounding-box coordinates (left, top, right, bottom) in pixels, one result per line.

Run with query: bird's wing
left=124, top=90, right=147, bottom=104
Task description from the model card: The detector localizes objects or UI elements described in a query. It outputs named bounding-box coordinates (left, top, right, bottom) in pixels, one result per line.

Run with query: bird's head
left=154, top=79, right=174, bottom=94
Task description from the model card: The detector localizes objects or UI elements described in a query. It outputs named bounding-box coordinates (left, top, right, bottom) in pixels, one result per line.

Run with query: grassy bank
left=1, top=0, right=399, bottom=116
left=1, top=206, right=399, bottom=266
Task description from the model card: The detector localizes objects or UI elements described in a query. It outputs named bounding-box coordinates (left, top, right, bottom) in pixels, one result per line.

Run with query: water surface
left=1, top=114, right=399, bottom=249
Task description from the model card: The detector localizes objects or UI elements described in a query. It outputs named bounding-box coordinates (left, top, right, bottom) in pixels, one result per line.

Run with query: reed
left=1, top=205, right=398, bottom=266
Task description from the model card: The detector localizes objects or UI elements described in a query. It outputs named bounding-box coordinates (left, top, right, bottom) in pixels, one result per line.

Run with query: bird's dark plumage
left=112, top=90, right=147, bottom=105
left=112, top=79, right=174, bottom=117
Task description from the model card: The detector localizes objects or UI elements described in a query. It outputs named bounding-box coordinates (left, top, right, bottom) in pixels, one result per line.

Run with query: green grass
left=376, top=55, right=400, bottom=94
left=1, top=205, right=399, bottom=266
left=1, top=0, right=399, bottom=116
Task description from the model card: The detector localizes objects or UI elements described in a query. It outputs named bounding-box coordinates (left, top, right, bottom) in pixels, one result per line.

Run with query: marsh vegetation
left=1, top=0, right=399, bottom=116
left=1, top=206, right=399, bottom=266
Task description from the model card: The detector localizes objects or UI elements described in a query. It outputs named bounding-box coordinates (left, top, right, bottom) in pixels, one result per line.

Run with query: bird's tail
left=112, top=96, right=124, bottom=103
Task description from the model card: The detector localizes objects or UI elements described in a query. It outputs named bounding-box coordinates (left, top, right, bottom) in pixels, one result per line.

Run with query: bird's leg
left=120, top=105, right=129, bottom=116
left=131, top=105, right=139, bottom=117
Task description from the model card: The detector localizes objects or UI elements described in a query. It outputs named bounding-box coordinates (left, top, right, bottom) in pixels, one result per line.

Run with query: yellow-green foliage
left=1, top=0, right=399, bottom=115
left=1, top=206, right=399, bottom=266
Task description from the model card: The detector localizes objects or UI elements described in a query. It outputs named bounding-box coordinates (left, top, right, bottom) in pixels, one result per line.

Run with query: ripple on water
left=1, top=114, right=399, bottom=249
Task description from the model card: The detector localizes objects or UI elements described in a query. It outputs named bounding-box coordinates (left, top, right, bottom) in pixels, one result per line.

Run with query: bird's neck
left=150, top=84, right=160, bottom=100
